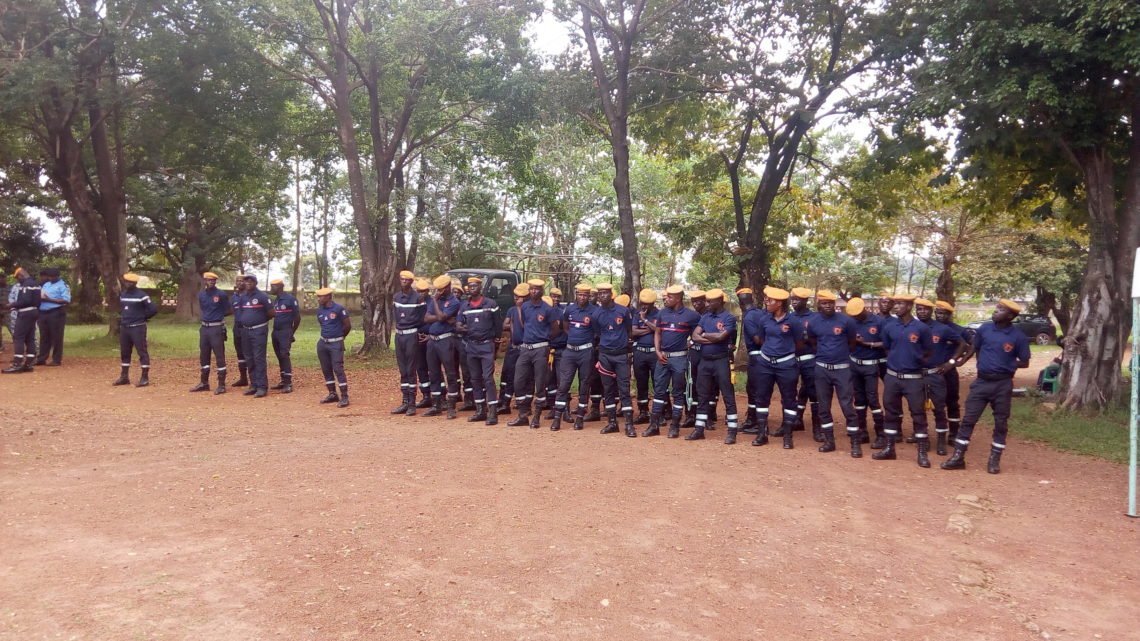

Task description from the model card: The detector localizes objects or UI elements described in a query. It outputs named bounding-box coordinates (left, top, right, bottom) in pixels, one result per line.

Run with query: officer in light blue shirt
left=36, top=268, right=70, bottom=366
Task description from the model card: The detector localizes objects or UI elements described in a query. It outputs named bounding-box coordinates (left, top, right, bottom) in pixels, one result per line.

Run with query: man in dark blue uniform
left=508, top=278, right=561, bottom=428
left=875, top=294, right=934, bottom=467
left=935, top=300, right=970, bottom=442
left=647, top=285, right=701, bottom=438
left=233, top=275, right=275, bottom=398
left=190, top=271, right=232, bottom=394
left=745, top=287, right=801, bottom=447
left=35, top=267, right=70, bottom=366
left=457, top=276, right=503, bottom=425
left=391, top=270, right=425, bottom=414
left=591, top=283, right=634, bottom=436
left=315, top=287, right=351, bottom=407
left=230, top=278, right=250, bottom=388
left=789, top=287, right=821, bottom=442
left=112, top=273, right=158, bottom=387
left=683, top=290, right=708, bottom=428
left=498, top=283, right=530, bottom=417
left=942, top=299, right=1030, bottom=474
left=550, top=284, right=597, bottom=431
left=631, top=288, right=660, bottom=424
left=735, top=287, right=761, bottom=433
left=690, top=289, right=738, bottom=442
left=422, top=274, right=462, bottom=419
left=270, top=279, right=300, bottom=393
left=452, top=278, right=477, bottom=412
left=875, top=293, right=896, bottom=380
left=915, top=298, right=969, bottom=455
left=2, top=268, right=40, bottom=374
left=804, top=290, right=860, bottom=456
left=543, top=287, right=567, bottom=418
left=847, top=298, right=887, bottom=448
left=583, top=286, right=605, bottom=422
left=413, top=278, right=433, bottom=408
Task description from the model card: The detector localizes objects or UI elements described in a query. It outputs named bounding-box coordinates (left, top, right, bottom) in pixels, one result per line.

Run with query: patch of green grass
left=1011, top=397, right=1131, bottom=464
left=64, top=318, right=395, bottom=370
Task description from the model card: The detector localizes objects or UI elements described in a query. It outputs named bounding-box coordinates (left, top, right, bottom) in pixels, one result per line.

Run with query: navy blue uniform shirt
left=594, top=303, right=633, bottom=351
left=425, top=295, right=460, bottom=336
left=806, top=312, right=858, bottom=364
left=458, top=296, right=501, bottom=341
left=633, top=306, right=659, bottom=347
left=926, top=319, right=963, bottom=367
left=563, top=303, right=599, bottom=346
left=793, top=309, right=818, bottom=354
left=317, top=302, right=348, bottom=339
left=742, top=307, right=769, bottom=352
left=550, top=304, right=568, bottom=348
left=198, top=287, right=231, bottom=323
left=273, top=293, right=299, bottom=333
left=698, top=309, right=737, bottom=357
left=756, top=311, right=797, bottom=357
left=972, top=321, right=1030, bottom=377
left=851, top=314, right=886, bottom=361
left=393, top=289, right=426, bottom=330
left=235, top=289, right=272, bottom=327
left=508, top=305, right=525, bottom=346
left=119, top=287, right=158, bottom=325
left=518, top=299, right=557, bottom=344
left=882, top=317, right=934, bottom=373
left=657, top=305, right=701, bottom=353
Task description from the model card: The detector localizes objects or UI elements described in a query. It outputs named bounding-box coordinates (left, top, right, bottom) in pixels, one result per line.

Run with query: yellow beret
left=596, top=282, right=614, bottom=291
left=399, top=270, right=415, bottom=279
left=513, top=283, right=530, bottom=296
left=892, top=293, right=916, bottom=302
left=705, top=288, right=725, bottom=300
left=202, top=271, right=219, bottom=280
left=935, top=300, right=954, bottom=312
left=526, top=278, right=545, bottom=287
left=690, top=289, right=706, bottom=299
left=763, top=286, right=789, bottom=301
left=998, top=298, right=1022, bottom=314
left=614, top=293, right=631, bottom=307
left=550, top=287, right=562, bottom=296
left=735, top=287, right=753, bottom=295
left=638, top=288, right=657, bottom=304
left=315, top=287, right=334, bottom=296
left=432, top=275, right=451, bottom=289
left=414, top=278, right=430, bottom=291
left=878, top=292, right=893, bottom=299
left=816, top=289, right=837, bottom=301
left=665, top=285, right=684, bottom=295
left=542, top=295, right=553, bottom=306
left=450, top=278, right=462, bottom=288
left=845, top=297, right=865, bottom=315
left=466, top=276, right=482, bottom=284
left=914, top=298, right=934, bottom=308
left=574, top=283, right=592, bottom=292
left=122, top=273, right=141, bottom=283
left=270, top=279, right=284, bottom=286
left=791, top=287, right=812, bottom=298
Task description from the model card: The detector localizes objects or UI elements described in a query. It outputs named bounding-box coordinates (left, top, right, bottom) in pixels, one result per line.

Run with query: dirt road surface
left=2, top=354, right=1137, bottom=641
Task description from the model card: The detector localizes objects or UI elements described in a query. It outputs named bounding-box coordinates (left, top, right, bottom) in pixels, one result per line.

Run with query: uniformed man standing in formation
left=683, top=290, right=707, bottom=428
left=544, top=286, right=567, bottom=418
left=551, top=284, right=599, bottom=431
left=452, top=278, right=477, bottom=412
left=35, top=267, right=70, bottom=366
left=315, top=287, right=350, bottom=407
left=690, top=289, right=738, bottom=442
left=847, top=298, right=886, bottom=447
left=631, top=288, right=659, bottom=424
left=457, top=276, right=503, bottom=424
left=191, top=271, right=231, bottom=394
left=648, top=285, right=700, bottom=438
left=231, top=278, right=250, bottom=388
left=933, top=300, right=969, bottom=442
left=413, top=278, right=433, bottom=408
left=743, top=287, right=800, bottom=447
left=875, top=294, right=933, bottom=466
left=497, top=283, right=529, bottom=415
left=941, top=300, right=1029, bottom=474
left=914, top=298, right=968, bottom=455
left=804, top=290, right=860, bottom=456
left=592, top=283, right=635, bottom=436
left=234, top=275, right=275, bottom=398
left=391, top=270, right=425, bottom=415
left=270, top=279, right=300, bottom=393
left=789, top=287, right=821, bottom=442
left=113, top=273, right=158, bottom=387
left=508, top=278, right=560, bottom=428
left=2, top=268, right=40, bottom=374
left=422, top=275, right=461, bottom=418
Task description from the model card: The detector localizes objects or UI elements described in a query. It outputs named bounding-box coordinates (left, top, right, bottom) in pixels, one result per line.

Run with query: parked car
left=966, top=313, right=1057, bottom=345
left=445, top=268, right=523, bottom=311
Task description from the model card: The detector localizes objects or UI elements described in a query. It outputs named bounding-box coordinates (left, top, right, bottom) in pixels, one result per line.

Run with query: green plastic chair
left=1039, top=363, right=1061, bottom=394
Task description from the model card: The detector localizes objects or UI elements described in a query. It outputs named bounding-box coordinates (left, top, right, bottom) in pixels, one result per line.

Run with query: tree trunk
left=71, top=248, right=104, bottom=323
left=293, top=154, right=302, bottom=296
left=935, top=254, right=956, bottom=303
left=173, top=266, right=201, bottom=321
left=610, top=123, right=642, bottom=296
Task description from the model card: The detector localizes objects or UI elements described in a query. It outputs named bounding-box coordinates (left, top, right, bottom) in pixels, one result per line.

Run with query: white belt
left=817, top=362, right=850, bottom=370
left=797, top=354, right=815, bottom=362
left=567, top=342, right=593, bottom=351
left=757, top=352, right=796, bottom=364
left=887, top=368, right=924, bottom=380
left=925, top=367, right=944, bottom=375
left=243, top=322, right=268, bottom=330
left=17, top=306, right=36, bottom=312
left=634, top=345, right=656, bottom=353
left=850, top=357, right=885, bottom=366
left=396, top=328, right=420, bottom=335
left=521, top=342, right=549, bottom=350
left=201, top=321, right=224, bottom=327
left=429, top=332, right=455, bottom=341
left=664, top=350, right=688, bottom=358
left=321, top=336, right=345, bottom=343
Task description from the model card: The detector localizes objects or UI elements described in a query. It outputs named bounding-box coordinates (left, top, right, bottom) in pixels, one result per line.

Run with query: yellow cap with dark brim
left=846, top=297, right=865, bottom=315
left=639, top=288, right=657, bottom=304
left=791, top=287, right=812, bottom=299
left=665, top=285, right=684, bottom=295
left=526, top=278, right=545, bottom=287
left=513, top=283, right=529, bottom=296
left=735, top=287, right=753, bottom=295
left=270, top=279, right=284, bottom=286
left=315, top=287, right=333, bottom=296
left=816, top=289, right=837, bottom=301
left=596, top=283, right=614, bottom=291
left=935, top=300, right=954, bottom=312
left=690, top=290, right=706, bottom=299
left=399, top=270, right=415, bottom=280
left=614, top=294, right=631, bottom=307
left=574, top=283, right=592, bottom=292
left=705, top=288, right=725, bottom=300
left=763, top=286, right=789, bottom=301
left=892, top=294, right=916, bottom=302
left=914, top=298, right=934, bottom=308
left=432, top=275, right=451, bottom=289
left=122, top=273, right=141, bottom=283
left=202, top=272, right=219, bottom=280
left=550, top=287, right=562, bottom=296
left=998, top=298, right=1022, bottom=314
left=414, top=279, right=430, bottom=291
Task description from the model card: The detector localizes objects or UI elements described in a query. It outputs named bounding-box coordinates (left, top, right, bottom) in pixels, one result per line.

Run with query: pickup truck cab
left=445, top=268, right=523, bottom=311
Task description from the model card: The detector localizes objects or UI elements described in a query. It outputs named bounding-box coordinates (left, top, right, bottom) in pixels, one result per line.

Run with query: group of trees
left=0, top=0, right=1135, bottom=408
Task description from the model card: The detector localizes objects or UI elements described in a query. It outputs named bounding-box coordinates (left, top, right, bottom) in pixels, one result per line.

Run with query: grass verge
left=1011, top=397, right=1131, bottom=464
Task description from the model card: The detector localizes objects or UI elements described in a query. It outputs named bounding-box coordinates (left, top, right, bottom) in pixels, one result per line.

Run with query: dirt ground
left=2, top=350, right=1138, bottom=641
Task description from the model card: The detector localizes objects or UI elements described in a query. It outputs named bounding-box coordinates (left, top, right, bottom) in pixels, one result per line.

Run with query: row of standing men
left=393, top=272, right=1030, bottom=473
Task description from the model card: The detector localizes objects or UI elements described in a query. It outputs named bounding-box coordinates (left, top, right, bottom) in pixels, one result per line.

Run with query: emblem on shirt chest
left=329, top=312, right=337, bottom=319
left=1003, top=343, right=1013, bottom=352
left=615, top=316, right=623, bottom=324
left=908, top=333, right=919, bottom=343
left=869, top=327, right=878, bottom=335
left=716, top=321, right=725, bottom=331
left=932, top=335, right=941, bottom=343
left=832, top=327, right=843, bottom=335
left=780, top=324, right=790, bottom=332
left=213, top=296, right=220, bottom=303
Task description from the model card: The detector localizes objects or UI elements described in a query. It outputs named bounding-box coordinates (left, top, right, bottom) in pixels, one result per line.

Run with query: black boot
left=572, top=408, right=585, bottom=430
left=415, top=392, right=432, bottom=409
left=917, top=437, right=931, bottom=468
left=337, top=388, right=349, bottom=408
left=870, top=427, right=887, bottom=450
left=584, top=402, right=601, bottom=423
left=741, top=408, right=759, bottom=434
left=684, top=425, right=705, bottom=440
left=751, top=420, right=769, bottom=446
left=793, top=404, right=807, bottom=431
left=941, top=445, right=967, bottom=470
left=724, top=428, right=738, bottom=445
left=783, top=421, right=794, bottom=449
left=405, top=393, right=416, bottom=416
left=936, top=432, right=948, bottom=456
left=232, top=365, right=249, bottom=387
left=667, top=414, right=682, bottom=439
left=600, top=410, right=619, bottom=434
left=243, top=385, right=257, bottom=396
left=623, top=410, right=637, bottom=437
left=2, top=357, right=25, bottom=374
left=818, top=430, right=836, bottom=453
left=468, top=402, right=487, bottom=422
left=214, top=370, right=227, bottom=395
left=320, top=383, right=339, bottom=404
left=391, top=391, right=412, bottom=414
left=681, top=408, right=696, bottom=429
left=446, top=398, right=457, bottom=420
left=460, top=390, right=476, bottom=412
left=190, top=369, right=210, bottom=392
left=643, top=413, right=661, bottom=437
left=507, top=408, right=530, bottom=426
left=271, top=378, right=287, bottom=390
left=872, top=435, right=897, bottom=460
left=635, top=401, right=651, bottom=424
left=548, top=410, right=562, bottom=431
left=485, top=403, right=499, bottom=425
left=497, top=395, right=512, bottom=416
left=111, top=365, right=130, bottom=386
left=850, top=434, right=863, bottom=458
left=811, top=403, right=824, bottom=442
left=987, top=448, right=1002, bottom=474
left=858, top=430, right=870, bottom=444
left=423, top=396, right=444, bottom=416
left=705, top=408, right=717, bottom=431
left=529, top=410, right=541, bottom=429
left=254, top=387, right=267, bottom=398
left=544, top=405, right=557, bottom=420
left=280, top=378, right=293, bottom=394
